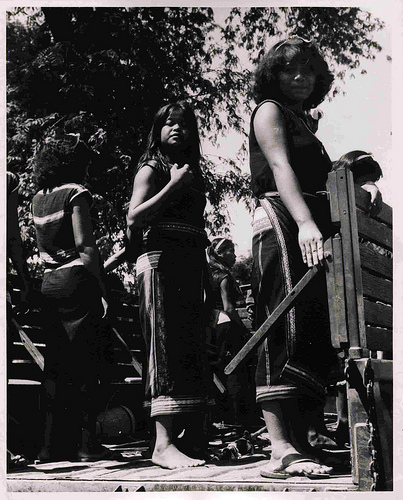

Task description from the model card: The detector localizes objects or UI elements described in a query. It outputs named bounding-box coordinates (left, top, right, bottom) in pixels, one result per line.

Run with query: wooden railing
left=326, top=167, right=393, bottom=491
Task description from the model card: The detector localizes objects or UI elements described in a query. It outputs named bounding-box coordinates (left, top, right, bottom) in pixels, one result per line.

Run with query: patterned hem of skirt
left=144, top=395, right=210, bottom=417
left=256, top=384, right=300, bottom=404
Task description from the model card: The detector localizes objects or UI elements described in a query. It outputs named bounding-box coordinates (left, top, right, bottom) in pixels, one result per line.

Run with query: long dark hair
left=137, top=100, right=203, bottom=188
left=332, top=150, right=383, bottom=183
left=33, top=134, right=93, bottom=190
left=252, top=37, right=334, bottom=109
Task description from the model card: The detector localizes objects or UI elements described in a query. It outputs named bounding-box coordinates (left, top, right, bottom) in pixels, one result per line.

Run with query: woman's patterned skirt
left=251, top=194, right=336, bottom=407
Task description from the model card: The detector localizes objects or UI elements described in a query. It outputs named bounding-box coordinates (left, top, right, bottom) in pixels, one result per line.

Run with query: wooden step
left=8, top=360, right=43, bottom=381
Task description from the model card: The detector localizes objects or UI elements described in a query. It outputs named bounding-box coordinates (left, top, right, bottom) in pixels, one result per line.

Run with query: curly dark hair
left=137, top=100, right=204, bottom=190
left=252, top=37, right=334, bottom=109
left=332, top=150, right=383, bottom=183
left=33, top=134, right=94, bottom=190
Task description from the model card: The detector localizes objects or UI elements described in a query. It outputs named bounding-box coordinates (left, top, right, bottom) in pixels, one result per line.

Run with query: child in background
left=207, top=237, right=253, bottom=428
left=332, top=150, right=383, bottom=217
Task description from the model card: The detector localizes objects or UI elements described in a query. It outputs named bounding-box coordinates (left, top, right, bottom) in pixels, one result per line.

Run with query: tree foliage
left=232, top=254, right=254, bottom=286
left=6, top=6, right=384, bottom=277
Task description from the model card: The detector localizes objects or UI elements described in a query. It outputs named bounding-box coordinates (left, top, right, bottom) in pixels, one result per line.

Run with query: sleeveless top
left=249, top=100, right=332, bottom=197
left=32, top=183, right=92, bottom=270
left=209, top=263, right=244, bottom=311
left=137, top=160, right=208, bottom=251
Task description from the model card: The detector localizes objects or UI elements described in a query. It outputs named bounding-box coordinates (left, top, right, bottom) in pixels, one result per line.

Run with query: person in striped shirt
left=32, top=134, right=119, bottom=463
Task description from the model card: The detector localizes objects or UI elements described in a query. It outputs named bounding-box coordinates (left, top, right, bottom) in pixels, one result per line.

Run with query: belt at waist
left=145, top=222, right=209, bottom=248
left=150, top=221, right=207, bottom=237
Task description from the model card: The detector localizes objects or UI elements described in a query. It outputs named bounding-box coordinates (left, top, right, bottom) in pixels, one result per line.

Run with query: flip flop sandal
left=260, top=452, right=331, bottom=480
left=260, top=469, right=292, bottom=479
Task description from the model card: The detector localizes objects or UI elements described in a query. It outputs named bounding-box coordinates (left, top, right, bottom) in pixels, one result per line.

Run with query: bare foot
left=261, top=448, right=332, bottom=477
left=152, top=443, right=206, bottom=469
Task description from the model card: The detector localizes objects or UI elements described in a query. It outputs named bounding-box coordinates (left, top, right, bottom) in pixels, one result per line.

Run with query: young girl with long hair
left=127, top=101, right=209, bottom=469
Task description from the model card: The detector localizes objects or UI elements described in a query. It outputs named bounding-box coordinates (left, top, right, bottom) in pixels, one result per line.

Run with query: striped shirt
left=32, top=183, right=92, bottom=271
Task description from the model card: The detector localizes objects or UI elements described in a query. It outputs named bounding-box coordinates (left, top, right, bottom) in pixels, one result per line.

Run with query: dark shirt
left=210, top=264, right=244, bottom=311
left=137, top=160, right=208, bottom=251
left=249, top=99, right=332, bottom=198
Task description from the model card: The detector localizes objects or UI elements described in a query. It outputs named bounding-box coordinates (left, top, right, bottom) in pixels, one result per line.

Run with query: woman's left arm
left=72, top=195, right=107, bottom=301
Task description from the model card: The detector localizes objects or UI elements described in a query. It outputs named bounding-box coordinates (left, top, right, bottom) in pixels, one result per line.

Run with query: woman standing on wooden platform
left=127, top=101, right=210, bottom=469
left=249, top=37, right=337, bottom=479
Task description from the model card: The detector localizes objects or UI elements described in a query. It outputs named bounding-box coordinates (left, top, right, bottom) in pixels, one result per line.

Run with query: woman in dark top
left=249, top=37, right=336, bottom=479
left=207, top=237, right=251, bottom=426
left=32, top=134, right=117, bottom=463
left=126, top=101, right=209, bottom=469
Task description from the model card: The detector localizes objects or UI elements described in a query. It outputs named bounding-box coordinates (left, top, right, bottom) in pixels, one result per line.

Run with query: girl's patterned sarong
left=251, top=194, right=335, bottom=406
left=136, top=245, right=209, bottom=418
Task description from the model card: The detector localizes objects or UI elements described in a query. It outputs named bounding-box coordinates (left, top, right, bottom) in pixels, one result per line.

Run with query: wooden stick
left=224, top=263, right=323, bottom=375
left=11, top=318, right=44, bottom=371
left=212, top=372, right=226, bottom=393
left=111, top=326, right=142, bottom=376
left=104, top=247, right=126, bottom=273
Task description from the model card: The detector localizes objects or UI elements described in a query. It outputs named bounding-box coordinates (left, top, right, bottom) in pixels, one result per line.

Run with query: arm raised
left=126, top=163, right=193, bottom=230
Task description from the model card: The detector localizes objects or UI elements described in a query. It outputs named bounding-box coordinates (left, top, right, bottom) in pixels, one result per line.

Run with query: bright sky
left=203, top=3, right=395, bottom=257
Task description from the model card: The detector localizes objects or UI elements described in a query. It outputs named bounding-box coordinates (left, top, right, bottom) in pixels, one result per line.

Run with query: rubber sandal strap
left=279, top=453, right=313, bottom=470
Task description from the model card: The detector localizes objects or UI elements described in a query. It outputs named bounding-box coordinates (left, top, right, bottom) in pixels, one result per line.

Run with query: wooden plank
left=325, top=236, right=349, bottom=347
left=371, top=360, right=393, bottom=382
left=362, top=270, right=392, bottom=305
left=336, top=169, right=361, bottom=348
left=365, top=327, right=392, bottom=353
left=332, top=236, right=349, bottom=344
left=346, top=358, right=372, bottom=488
left=327, top=171, right=340, bottom=223
left=372, top=380, right=393, bottom=490
left=346, top=169, right=367, bottom=349
left=356, top=210, right=392, bottom=251
left=359, top=243, right=392, bottom=280
left=354, top=185, right=392, bottom=227
left=351, top=423, right=372, bottom=489
left=363, top=300, right=393, bottom=329
left=6, top=461, right=358, bottom=492
left=224, top=263, right=323, bottom=375
left=325, top=238, right=340, bottom=348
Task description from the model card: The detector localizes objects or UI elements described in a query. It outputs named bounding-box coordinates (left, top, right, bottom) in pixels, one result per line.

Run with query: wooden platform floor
left=7, top=441, right=357, bottom=493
